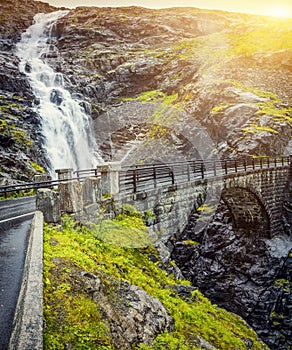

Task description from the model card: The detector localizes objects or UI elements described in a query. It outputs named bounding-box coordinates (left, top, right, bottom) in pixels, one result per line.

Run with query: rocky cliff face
left=1, top=2, right=291, bottom=180
left=171, top=200, right=292, bottom=349
left=0, top=0, right=57, bottom=183
left=48, top=6, right=292, bottom=164
left=1, top=1, right=292, bottom=348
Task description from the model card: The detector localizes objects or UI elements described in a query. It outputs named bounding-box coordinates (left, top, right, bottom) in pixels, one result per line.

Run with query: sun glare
left=264, top=7, right=291, bottom=18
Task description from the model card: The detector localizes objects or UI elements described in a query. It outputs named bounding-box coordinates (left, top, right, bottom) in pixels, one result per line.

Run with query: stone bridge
left=115, top=164, right=290, bottom=242
left=37, top=156, right=291, bottom=243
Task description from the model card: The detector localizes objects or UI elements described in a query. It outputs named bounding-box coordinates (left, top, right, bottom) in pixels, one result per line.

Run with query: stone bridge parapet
left=36, top=158, right=291, bottom=241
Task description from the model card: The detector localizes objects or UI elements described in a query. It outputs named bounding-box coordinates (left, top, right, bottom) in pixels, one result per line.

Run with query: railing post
left=55, top=168, right=83, bottom=214
left=274, top=157, right=277, bottom=167
left=133, top=169, right=137, bottom=193
left=96, top=162, right=121, bottom=196
left=213, top=161, right=217, bottom=176
left=260, top=158, right=263, bottom=169
left=33, top=174, right=52, bottom=189
left=252, top=158, right=255, bottom=170
left=234, top=159, right=237, bottom=173
left=224, top=160, right=228, bottom=175
left=153, top=166, right=157, bottom=188
left=36, top=189, right=61, bottom=223
left=75, top=170, right=80, bottom=182
left=187, top=163, right=191, bottom=181
left=170, top=167, right=175, bottom=185
left=244, top=159, right=247, bottom=171
left=267, top=157, right=270, bottom=168
left=56, top=168, right=73, bottom=181
left=201, top=162, right=205, bottom=179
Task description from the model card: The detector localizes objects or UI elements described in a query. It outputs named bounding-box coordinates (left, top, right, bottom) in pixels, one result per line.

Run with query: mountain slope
left=49, top=6, right=292, bottom=163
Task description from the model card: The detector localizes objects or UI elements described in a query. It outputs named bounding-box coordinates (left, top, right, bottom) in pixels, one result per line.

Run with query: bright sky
left=46, top=0, right=292, bottom=18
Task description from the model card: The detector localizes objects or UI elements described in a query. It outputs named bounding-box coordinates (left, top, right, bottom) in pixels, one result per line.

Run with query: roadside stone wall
left=115, top=181, right=207, bottom=243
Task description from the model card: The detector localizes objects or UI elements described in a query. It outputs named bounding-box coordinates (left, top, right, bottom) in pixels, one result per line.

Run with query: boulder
left=36, top=188, right=60, bottom=223
left=82, top=271, right=174, bottom=349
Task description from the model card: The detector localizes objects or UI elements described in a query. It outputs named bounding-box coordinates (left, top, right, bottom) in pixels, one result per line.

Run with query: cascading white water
left=16, top=11, right=99, bottom=175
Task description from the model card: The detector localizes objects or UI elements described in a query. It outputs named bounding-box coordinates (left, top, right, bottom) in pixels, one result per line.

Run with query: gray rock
left=171, top=200, right=292, bottom=349
left=36, top=188, right=60, bottom=223
left=81, top=272, right=174, bottom=349
left=166, top=284, right=197, bottom=301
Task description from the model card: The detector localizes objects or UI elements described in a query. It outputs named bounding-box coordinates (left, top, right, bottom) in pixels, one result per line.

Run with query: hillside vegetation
left=44, top=209, right=267, bottom=349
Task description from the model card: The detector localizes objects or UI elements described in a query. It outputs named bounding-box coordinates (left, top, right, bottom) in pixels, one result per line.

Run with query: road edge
left=8, top=211, right=43, bottom=350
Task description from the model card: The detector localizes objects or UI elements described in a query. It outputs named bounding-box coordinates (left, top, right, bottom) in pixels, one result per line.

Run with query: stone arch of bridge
left=221, top=186, right=270, bottom=238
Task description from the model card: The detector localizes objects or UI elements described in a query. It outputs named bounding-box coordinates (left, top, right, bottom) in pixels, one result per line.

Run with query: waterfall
left=16, top=11, right=99, bottom=175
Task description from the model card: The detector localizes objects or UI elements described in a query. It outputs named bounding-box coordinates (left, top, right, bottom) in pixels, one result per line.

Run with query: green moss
left=125, top=90, right=182, bottom=147
left=255, top=102, right=292, bottom=122
left=274, top=279, right=289, bottom=287
left=44, top=274, right=113, bottom=349
left=92, top=212, right=152, bottom=248
left=270, top=311, right=286, bottom=320
left=0, top=189, right=36, bottom=201
left=30, top=161, right=45, bottom=174
left=230, top=82, right=280, bottom=101
left=102, top=193, right=112, bottom=199
left=222, top=81, right=292, bottom=139
left=0, top=114, right=31, bottom=146
left=210, top=103, right=234, bottom=114
left=169, top=18, right=291, bottom=75
left=0, top=119, right=7, bottom=129
left=227, top=21, right=292, bottom=57
left=273, top=278, right=290, bottom=291
left=197, top=204, right=215, bottom=214
left=143, top=209, right=156, bottom=225
left=10, top=127, right=31, bottom=146
left=243, top=124, right=279, bottom=134
left=182, top=240, right=199, bottom=246
left=125, top=90, right=179, bottom=106
left=44, top=214, right=267, bottom=350
left=0, top=101, right=24, bottom=113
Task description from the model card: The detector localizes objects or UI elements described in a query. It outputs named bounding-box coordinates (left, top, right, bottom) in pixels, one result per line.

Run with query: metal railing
left=73, top=168, right=100, bottom=180
left=0, top=156, right=290, bottom=198
left=0, top=169, right=99, bottom=199
left=119, top=156, right=290, bottom=194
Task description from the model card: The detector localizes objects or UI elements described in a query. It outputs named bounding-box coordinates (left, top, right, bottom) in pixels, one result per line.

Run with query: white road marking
left=0, top=212, right=35, bottom=225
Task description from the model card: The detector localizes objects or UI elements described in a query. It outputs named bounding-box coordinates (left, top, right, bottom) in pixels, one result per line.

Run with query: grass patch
left=44, top=213, right=267, bottom=349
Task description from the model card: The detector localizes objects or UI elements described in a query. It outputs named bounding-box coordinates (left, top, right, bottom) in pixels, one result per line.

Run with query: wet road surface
left=0, top=197, right=35, bottom=349
left=0, top=196, right=36, bottom=222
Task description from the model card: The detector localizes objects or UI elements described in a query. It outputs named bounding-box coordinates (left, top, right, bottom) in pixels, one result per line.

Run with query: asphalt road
left=0, top=197, right=36, bottom=349
left=0, top=196, right=36, bottom=222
